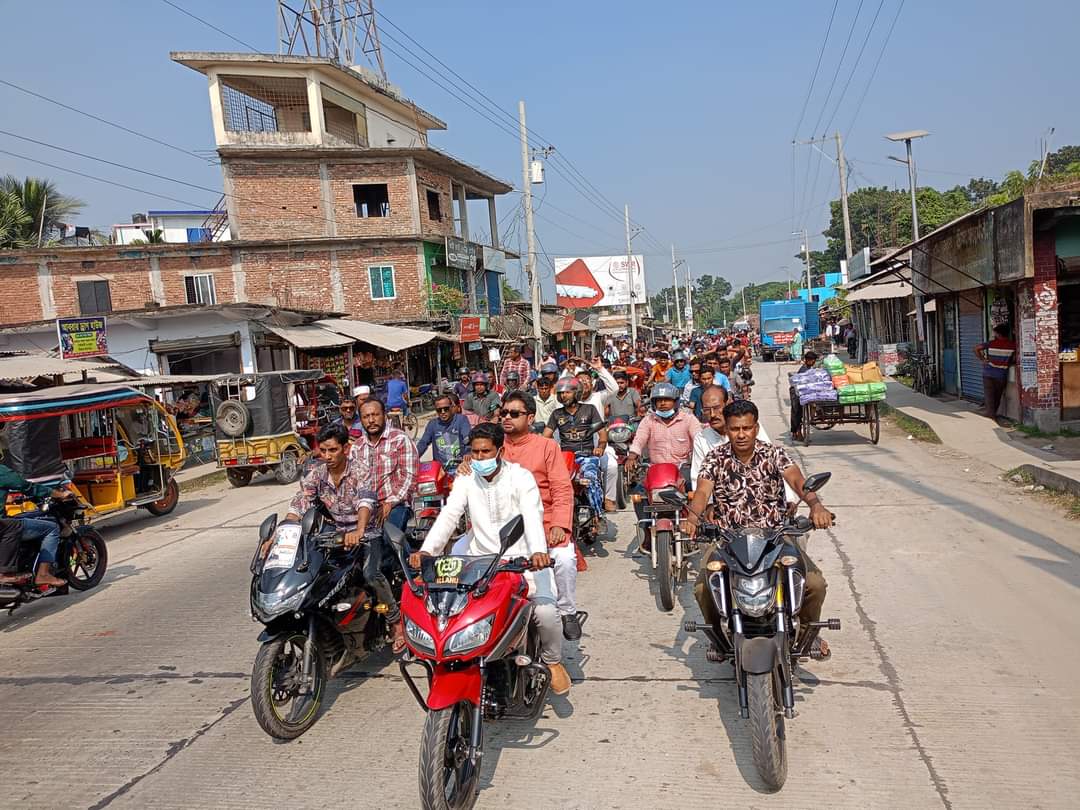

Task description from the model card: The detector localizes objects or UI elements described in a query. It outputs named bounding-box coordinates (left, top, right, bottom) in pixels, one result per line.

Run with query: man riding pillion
left=544, top=377, right=608, bottom=518
left=409, top=423, right=571, bottom=696
left=279, top=423, right=406, bottom=653
left=533, top=372, right=559, bottom=428
left=683, top=399, right=833, bottom=658
left=577, top=358, right=620, bottom=511
left=498, top=391, right=582, bottom=641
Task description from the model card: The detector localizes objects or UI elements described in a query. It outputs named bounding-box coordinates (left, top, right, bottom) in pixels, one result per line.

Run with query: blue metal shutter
left=957, top=301, right=985, bottom=402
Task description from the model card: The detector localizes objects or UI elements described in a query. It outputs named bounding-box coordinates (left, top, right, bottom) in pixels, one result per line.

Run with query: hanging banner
left=57, top=316, right=108, bottom=359
left=445, top=236, right=476, bottom=271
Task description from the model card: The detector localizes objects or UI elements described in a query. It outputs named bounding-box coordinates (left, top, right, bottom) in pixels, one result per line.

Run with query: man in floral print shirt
left=283, top=422, right=405, bottom=652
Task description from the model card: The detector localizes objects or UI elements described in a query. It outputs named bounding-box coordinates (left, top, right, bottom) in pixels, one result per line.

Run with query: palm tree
left=129, top=229, right=166, bottom=245
left=0, top=189, right=33, bottom=248
left=0, top=175, right=84, bottom=246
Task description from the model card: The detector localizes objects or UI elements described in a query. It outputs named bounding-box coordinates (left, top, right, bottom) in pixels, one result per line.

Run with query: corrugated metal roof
left=0, top=354, right=118, bottom=380
left=846, top=281, right=912, bottom=301
left=263, top=323, right=355, bottom=349
left=315, top=319, right=438, bottom=352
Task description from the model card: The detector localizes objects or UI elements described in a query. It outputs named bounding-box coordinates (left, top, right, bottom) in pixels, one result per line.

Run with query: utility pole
left=670, top=244, right=683, bottom=333
left=624, top=204, right=637, bottom=345
left=835, top=131, right=853, bottom=260
left=796, top=228, right=812, bottom=297
left=664, top=290, right=671, bottom=324
left=684, top=265, right=694, bottom=333
left=741, top=285, right=748, bottom=320
left=886, top=129, right=930, bottom=348
left=519, top=101, right=542, bottom=360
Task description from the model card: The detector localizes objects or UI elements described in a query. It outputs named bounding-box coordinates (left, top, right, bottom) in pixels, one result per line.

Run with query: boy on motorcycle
left=410, top=423, right=571, bottom=696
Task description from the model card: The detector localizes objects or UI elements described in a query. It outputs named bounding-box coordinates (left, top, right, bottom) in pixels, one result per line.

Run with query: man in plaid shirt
left=351, top=398, right=419, bottom=533
left=499, top=344, right=532, bottom=392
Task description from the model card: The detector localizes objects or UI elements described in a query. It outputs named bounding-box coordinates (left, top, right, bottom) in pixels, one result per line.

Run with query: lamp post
left=886, top=129, right=930, bottom=347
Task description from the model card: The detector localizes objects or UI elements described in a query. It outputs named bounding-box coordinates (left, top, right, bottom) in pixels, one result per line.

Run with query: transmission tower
left=277, top=1, right=387, bottom=80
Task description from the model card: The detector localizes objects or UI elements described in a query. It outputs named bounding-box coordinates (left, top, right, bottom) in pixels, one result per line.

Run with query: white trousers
left=600, top=447, right=617, bottom=502
left=550, top=542, right=577, bottom=617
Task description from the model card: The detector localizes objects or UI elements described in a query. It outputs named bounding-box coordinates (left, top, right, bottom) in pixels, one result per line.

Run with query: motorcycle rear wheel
left=251, top=633, right=325, bottom=740
left=747, top=671, right=788, bottom=791
left=418, top=699, right=481, bottom=810
left=656, top=529, right=675, bottom=612
left=615, top=465, right=627, bottom=510
left=63, top=528, right=108, bottom=591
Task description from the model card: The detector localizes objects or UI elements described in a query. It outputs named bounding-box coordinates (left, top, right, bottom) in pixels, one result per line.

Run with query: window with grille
left=185, top=274, right=216, bottom=305
left=77, top=280, right=112, bottom=315
left=354, top=184, right=390, bottom=218
left=219, top=75, right=310, bottom=133
left=368, top=266, right=396, bottom=300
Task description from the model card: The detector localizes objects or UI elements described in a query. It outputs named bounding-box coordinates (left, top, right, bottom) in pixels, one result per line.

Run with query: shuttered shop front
left=957, top=294, right=985, bottom=402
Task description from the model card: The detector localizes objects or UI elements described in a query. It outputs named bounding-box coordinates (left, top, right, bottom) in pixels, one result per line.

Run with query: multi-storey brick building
left=0, top=52, right=512, bottom=331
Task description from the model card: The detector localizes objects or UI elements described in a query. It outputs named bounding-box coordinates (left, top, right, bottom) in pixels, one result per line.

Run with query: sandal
left=810, top=636, right=831, bottom=660
left=390, top=622, right=407, bottom=655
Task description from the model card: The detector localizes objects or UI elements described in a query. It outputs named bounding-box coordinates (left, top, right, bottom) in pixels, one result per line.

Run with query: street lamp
left=886, top=129, right=930, bottom=347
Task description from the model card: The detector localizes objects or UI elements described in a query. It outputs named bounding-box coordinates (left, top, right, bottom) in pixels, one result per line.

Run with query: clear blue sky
left=3, top=0, right=1076, bottom=304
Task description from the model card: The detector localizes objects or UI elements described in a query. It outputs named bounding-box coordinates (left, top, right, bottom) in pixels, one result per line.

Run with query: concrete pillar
left=231, top=253, right=246, bottom=302
left=405, top=158, right=422, bottom=235
left=306, top=73, right=326, bottom=144
left=487, top=196, right=499, bottom=248
left=1030, top=229, right=1061, bottom=431
left=148, top=256, right=165, bottom=305
left=456, top=183, right=469, bottom=240
left=36, top=259, right=55, bottom=320
left=206, top=70, right=228, bottom=146
left=329, top=249, right=345, bottom=312
left=318, top=161, right=337, bottom=237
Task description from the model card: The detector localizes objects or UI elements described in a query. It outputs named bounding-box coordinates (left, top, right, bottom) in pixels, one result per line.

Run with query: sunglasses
left=435, top=406, right=453, bottom=413
left=500, top=409, right=528, bottom=419
left=339, top=405, right=356, bottom=412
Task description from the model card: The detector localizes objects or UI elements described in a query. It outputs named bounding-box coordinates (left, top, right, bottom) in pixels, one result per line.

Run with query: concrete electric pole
left=519, top=101, right=542, bottom=360
left=887, top=129, right=930, bottom=347
left=625, top=204, right=637, bottom=346
left=835, top=131, right=853, bottom=260
left=671, top=244, right=683, bottom=333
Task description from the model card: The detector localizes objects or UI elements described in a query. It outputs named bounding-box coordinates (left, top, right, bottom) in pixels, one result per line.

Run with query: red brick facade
left=1030, top=228, right=1061, bottom=410
left=0, top=239, right=429, bottom=326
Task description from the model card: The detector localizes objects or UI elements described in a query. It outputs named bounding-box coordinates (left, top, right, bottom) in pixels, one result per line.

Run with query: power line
left=845, top=0, right=907, bottom=140
left=819, top=0, right=888, bottom=137
left=159, top=0, right=259, bottom=51
left=791, top=0, right=840, bottom=140
left=0, top=78, right=213, bottom=164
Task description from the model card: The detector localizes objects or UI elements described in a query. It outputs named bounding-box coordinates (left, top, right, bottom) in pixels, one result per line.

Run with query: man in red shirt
left=499, top=390, right=583, bottom=640
left=499, top=344, right=532, bottom=392
left=975, top=323, right=1017, bottom=420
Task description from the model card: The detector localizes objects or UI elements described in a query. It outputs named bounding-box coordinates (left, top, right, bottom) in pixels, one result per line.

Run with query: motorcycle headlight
left=733, top=574, right=775, bottom=617
left=417, top=481, right=438, bottom=495
left=254, top=586, right=307, bottom=618
left=445, top=614, right=494, bottom=655
left=608, top=426, right=631, bottom=443
left=404, top=616, right=435, bottom=654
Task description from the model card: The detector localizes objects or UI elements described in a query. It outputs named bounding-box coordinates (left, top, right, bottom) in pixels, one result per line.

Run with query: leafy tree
left=0, top=176, right=84, bottom=247
left=500, top=278, right=523, bottom=303
left=0, top=189, right=33, bottom=249
left=1044, top=144, right=1080, bottom=176
left=128, top=229, right=166, bottom=245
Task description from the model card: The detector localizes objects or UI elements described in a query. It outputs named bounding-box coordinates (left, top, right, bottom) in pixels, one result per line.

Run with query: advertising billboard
left=57, top=316, right=108, bottom=359
left=554, top=255, right=645, bottom=309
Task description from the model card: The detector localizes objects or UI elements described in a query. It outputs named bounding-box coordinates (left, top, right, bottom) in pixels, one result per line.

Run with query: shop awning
left=150, top=332, right=241, bottom=355
left=846, top=281, right=912, bottom=302
left=908, top=300, right=938, bottom=316
left=0, top=353, right=118, bottom=380
left=315, top=319, right=438, bottom=352
left=263, top=323, right=355, bottom=349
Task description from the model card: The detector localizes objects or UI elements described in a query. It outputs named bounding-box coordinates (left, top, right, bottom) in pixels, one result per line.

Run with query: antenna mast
left=278, top=1, right=387, bottom=80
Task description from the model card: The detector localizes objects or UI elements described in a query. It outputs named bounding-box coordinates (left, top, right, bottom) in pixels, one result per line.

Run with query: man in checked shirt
left=351, top=398, right=419, bottom=534
left=499, top=343, right=532, bottom=393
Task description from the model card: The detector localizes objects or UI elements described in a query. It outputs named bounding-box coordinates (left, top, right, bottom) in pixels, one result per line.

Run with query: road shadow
left=0, top=562, right=147, bottom=633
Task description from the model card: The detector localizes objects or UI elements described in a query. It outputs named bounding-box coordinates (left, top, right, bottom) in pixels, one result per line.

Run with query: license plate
left=238, top=455, right=248, bottom=465
left=264, top=524, right=302, bottom=570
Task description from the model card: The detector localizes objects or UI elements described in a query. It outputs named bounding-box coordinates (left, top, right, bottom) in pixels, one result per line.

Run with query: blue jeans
left=388, top=503, right=413, bottom=533
left=16, top=516, right=60, bottom=565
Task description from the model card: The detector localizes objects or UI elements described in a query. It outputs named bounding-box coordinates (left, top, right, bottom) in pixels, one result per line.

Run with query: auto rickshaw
left=211, top=370, right=341, bottom=488
left=0, top=383, right=186, bottom=519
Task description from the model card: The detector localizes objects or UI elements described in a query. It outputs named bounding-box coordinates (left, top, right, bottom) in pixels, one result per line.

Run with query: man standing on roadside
left=975, top=323, right=1016, bottom=421
left=499, top=391, right=583, bottom=640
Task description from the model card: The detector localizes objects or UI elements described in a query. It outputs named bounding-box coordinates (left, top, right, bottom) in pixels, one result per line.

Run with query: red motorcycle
left=410, top=459, right=456, bottom=548
left=389, top=517, right=553, bottom=810
left=633, top=462, right=690, bottom=612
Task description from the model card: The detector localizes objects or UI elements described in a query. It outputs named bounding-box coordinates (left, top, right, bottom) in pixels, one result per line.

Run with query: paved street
left=2, top=361, right=1078, bottom=809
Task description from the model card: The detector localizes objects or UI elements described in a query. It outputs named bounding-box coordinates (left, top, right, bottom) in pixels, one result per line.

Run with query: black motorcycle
left=0, top=496, right=108, bottom=613
left=248, top=506, right=404, bottom=739
left=676, top=472, right=839, bottom=790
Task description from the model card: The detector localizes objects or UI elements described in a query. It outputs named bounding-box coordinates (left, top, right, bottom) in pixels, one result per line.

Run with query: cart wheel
left=869, top=403, right=881, bottom=445
left=803, top=421, right=811, bottom=446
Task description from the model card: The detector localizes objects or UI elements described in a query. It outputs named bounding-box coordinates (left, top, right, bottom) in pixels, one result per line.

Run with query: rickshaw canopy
left=0, top=384, right=153, bottom=423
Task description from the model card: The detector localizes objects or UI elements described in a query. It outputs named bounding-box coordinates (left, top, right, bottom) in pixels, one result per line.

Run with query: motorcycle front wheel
left=250, top=633, right=325, bottom=740
left=63, top=528, right=108, bottom=591
left=655, top=529, right=675, bottom=612
left=418, top=699, right=481, bottom=810
left=747, top=671, right=788, bottom=791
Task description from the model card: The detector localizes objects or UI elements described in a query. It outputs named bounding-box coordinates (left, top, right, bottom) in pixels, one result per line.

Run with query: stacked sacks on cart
left=819, top=354, right=888, bottom=404
left=791, top=367, right=838, bottom=404
left=838, top=382, right=887, bottom=403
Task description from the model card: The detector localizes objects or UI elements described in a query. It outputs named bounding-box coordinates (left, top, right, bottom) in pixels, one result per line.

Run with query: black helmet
left=554, top=377, right=582, bottom=404
left=649, top=382, right=682, bottom=410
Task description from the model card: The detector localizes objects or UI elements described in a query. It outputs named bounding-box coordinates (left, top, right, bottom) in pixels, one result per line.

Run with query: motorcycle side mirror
left=802, top=472, right=832, bottom=493
left=300, top=507, right=320, bottom=537
left=384, top=522, right=423, bottom=595
left=298, top=437, right=312, bottom=452
left=258, top=513, right=278, bottom=543
left=498, top=515, right=525, bottom=554
left=384, top=521, right=406, bottom=553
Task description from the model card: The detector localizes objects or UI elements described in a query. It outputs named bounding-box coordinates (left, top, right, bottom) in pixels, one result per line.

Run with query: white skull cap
left=353, top=385, right=371, bottom=396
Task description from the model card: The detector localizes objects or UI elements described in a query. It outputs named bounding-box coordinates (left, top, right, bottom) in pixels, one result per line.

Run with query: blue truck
left=758, top=299, right=820, bottom=362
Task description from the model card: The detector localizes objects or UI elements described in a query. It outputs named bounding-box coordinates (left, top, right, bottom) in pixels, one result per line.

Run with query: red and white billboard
left=554, top=255, right=645, bottom=309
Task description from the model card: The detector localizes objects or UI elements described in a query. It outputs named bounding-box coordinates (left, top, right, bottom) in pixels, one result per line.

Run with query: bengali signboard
left=459, top=316, right=481, bottom=342
left=445, top=236, right=476, bottom=271
left=57, top=316, right=108, bottom=359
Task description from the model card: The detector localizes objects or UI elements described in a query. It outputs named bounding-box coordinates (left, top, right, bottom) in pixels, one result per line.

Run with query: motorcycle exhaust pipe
left=0, top=587, right=20, bottom=601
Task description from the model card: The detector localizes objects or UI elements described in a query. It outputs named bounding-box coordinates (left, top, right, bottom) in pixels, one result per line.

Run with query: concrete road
left=2, top=361, right=1078, bottom=809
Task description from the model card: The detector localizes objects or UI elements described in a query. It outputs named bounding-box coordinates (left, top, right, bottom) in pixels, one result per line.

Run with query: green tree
left=500, top=278, right=523, bottom=303
left=0, top=189, right=33, bottom=249
left=0, top=176, right=84, bottom=247
left=129, top=228, right=166, bottom=245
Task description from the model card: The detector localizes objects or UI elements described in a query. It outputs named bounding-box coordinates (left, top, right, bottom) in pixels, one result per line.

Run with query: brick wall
left=415, top=164, right=454, bottom=239
left=336, top=245, right=425, bottom=320
left=0, top=262, right=45, bottom=323
left=226, top=160, right=325, bottom=240
left=50, top=257, right=154, bottom=316
left=157, top=254, right=236, bottom=307
left=327, top=160, right=417, bottom=239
